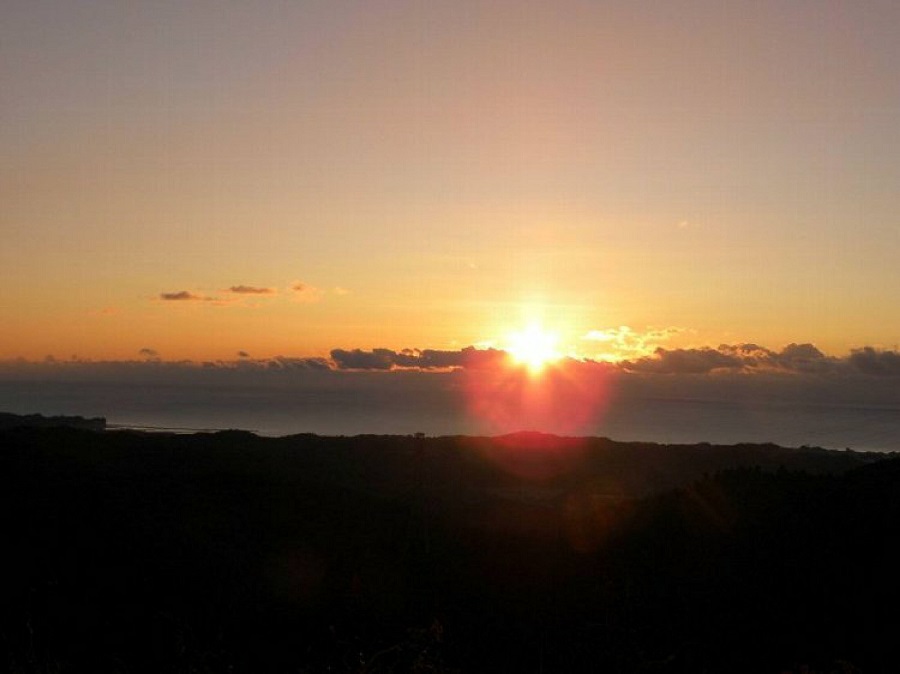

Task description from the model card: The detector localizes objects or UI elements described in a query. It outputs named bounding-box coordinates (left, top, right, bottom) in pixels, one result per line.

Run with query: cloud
left=716, top=343, right=838, bottom=374
left=11, top=341, right=900, bottom=381
left=158, top=290, right=235, bottom=304
left=160, top=286, right=277, bottom=304
left=621, top=342, right=841, bottom=375
left=265, top=356, right=334, bottom=371
left=583, top=326, right=683, bottom=361
left=458, top=347, right=509, bottom=370
left=781, top=343, right=824, bottom=360
left=228, top=285, right=276, bottom=295
left=290, top=282, right=323, bottom=303
left=415, top=349, right=471, bottom=369
left=849, top=347, right=900, bottom=376
left=159, top=290, right=204, bottom=301
left=775, top=343, right=833, bottom=373
left=329, top=346, right=511, bottom=371
left=151, top=356, right=334, bottom=372
left=622, top=347, right=742, bottom=375
left=330, top=348, right=395, bottom=370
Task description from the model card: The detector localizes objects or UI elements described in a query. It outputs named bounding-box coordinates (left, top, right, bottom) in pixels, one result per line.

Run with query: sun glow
left=505, top=324, right=562, bottom=373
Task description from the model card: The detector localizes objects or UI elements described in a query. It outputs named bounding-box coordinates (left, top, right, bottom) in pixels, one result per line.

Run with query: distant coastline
left=5, top=394, right=900, bottom=452
left=0, top=411, right=106, bottom=432
left=106, top=422, right=237, bottom=434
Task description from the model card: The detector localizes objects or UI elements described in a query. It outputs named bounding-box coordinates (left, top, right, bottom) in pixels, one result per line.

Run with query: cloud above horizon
left=4, top=343, right=900, bottom=379
left=324, top=343, right=900, bottom=378
left=138, top=348, right=160, bottom=361
left=290, top=282, right=323, bottom=302
left=330, top=347, right=510, bottom=371
left=620, top=343, right=840, bottom=375
left=583, top=326, right=684, bottom=360
left=227, top=285, right=277, bottom=295
left=849, top=347, right=900, bottom=376
left=156, top=280, right=333, bottom=306
left=159, top=290, right=208, bottom=301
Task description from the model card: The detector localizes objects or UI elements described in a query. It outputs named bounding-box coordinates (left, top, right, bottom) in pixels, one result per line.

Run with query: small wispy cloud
left=227, top=285, right=277, bottom=295
left=290, top=282, right=323, bottom=303
left=160, top=290, right=206, bottom=301
left=158, top=290, right=229, bottom=303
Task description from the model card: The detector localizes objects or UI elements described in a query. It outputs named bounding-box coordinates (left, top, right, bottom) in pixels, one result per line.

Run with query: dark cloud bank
left=103, top=341, right=888, bottom=378
left=331, top=342, right=898, bottom=377
left=329, top=347, right=508, bottom=371
left=1, top=344, right=899, bottom=449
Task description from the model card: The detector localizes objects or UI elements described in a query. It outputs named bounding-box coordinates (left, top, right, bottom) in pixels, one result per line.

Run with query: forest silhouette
left=2, top=422, right=898, bottom=673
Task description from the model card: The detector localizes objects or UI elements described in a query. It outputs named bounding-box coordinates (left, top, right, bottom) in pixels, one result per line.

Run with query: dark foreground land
left=2, top=421, right=899, bottom=673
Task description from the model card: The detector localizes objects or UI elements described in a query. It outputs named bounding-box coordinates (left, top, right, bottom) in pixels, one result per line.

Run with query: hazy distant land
left=2, top=416, right=898, bottom=673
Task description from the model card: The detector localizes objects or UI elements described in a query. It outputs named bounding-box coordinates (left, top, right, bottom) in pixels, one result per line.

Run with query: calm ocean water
left=2, top=377, right=898, bottom=452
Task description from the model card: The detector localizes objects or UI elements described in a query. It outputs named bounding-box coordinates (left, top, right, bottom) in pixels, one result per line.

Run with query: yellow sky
left=2, top=1, right=899, bottom=361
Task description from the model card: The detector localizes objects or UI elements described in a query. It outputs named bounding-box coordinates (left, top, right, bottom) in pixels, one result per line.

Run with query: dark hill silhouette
left=1, top=425, right=896, bottom=672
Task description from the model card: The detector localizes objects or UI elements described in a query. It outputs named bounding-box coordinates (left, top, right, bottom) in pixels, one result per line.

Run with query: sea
left=1, top=372, right=898, bottom=452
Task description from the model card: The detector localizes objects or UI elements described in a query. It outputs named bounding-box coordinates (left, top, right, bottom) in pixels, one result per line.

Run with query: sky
left=2, top=0, right=900, bottom=364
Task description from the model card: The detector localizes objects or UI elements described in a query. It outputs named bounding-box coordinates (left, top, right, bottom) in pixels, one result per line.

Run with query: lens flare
left=462, top=357, right=614, bottom=437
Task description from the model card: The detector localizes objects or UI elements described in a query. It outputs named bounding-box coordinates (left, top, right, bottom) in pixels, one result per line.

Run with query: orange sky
left=2, top=1, right=899, bottom=362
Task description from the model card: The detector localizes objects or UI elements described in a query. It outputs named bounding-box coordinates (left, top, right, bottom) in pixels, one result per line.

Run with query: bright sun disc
left=506, top=324, right=561, bottom=373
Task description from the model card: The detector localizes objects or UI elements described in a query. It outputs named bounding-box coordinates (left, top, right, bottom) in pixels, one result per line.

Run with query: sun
left=505, top=324, right=562, bottom=374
